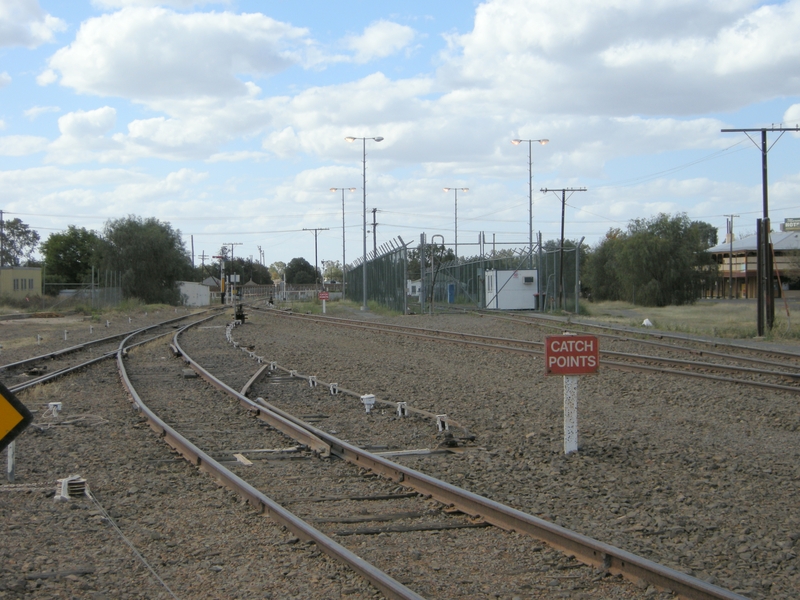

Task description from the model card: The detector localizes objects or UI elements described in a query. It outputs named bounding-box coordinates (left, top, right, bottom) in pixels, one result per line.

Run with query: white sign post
left=563, top=375, right=579, bottom=454
left=544, top=334, right=599, bottom=455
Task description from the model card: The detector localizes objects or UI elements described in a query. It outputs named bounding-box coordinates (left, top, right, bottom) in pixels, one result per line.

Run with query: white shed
left=178, top=281, right=211, bottom=307
left=484, top=269, right=539, bottom=310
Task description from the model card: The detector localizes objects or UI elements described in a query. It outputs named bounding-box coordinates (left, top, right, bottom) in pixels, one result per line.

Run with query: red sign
left=318, top=291, right=330, bottom=300
left=545, top=335, right=599, bottom=375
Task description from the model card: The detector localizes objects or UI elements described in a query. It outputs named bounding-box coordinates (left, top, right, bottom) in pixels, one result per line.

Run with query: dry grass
left=583, top=300, right=800, bottom=342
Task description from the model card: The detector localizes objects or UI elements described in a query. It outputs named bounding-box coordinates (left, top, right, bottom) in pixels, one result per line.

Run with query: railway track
left=250, top=306, right=800, bottom=395
left=1, top=308, right=222, bottom=393
left=4, top=306, right=795, bottom=598
left=115, top=311, right=747, bottom=598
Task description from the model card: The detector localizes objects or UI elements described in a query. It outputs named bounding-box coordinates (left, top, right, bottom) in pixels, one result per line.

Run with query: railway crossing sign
left=544, top=334, right=599, bottom=455
left=0, top=380, right=33, bottom=452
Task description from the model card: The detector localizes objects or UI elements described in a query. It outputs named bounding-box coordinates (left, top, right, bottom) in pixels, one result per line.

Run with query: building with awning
left=707, top=228, right=800, bottom=299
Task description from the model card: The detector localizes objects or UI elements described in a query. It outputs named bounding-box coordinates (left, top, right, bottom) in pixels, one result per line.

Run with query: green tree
left=1, top=218, right=40, bottom=266
left=98, top=215, right=192, bottom=304
left=284, top=257, right=318, bottom=284
left=41, top=226, right=100, bottom=285
left=584, top=213, right=718, bottom=306
left=322, top=260, right=342, bottom=282
left=269, top=261, right=286, bottom=282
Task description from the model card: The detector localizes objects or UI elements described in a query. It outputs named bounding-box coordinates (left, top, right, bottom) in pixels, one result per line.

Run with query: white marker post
left=544, top=334, right=599, bottom=455
left=318, top=291, right=330, bottom=314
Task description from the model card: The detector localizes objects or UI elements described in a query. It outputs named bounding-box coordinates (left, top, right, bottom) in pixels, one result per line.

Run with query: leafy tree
left=224, top=257, right=273, bottom=285
left=322, top=259, right=343, bottom=282
left=584, top=213, right=718, bottom=307
left=98, top=215, right=192, bottom=304
left=408, top=244, right=456, bottom=281
left=1, top=218, right=40, bottom=266
left=41, top=226, right=100, bottom=285
left=284, top=257, right=318, bottom=284
left=269, top=261, right=286, bottom=282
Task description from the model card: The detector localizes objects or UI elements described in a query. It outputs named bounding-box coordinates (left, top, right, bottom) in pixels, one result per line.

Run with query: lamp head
left=443, top=187, right=451, bottom=192
left=539, top=139, right=549, bottom=145
left=348, top=187, right=356, bottom=192
left=373, top=136, right=384, bottom=142
left=511, top=139, right=522, bottom=145
left=330, top=187, right=337, bottom=192
left=345, top=136, right=356, bottom=142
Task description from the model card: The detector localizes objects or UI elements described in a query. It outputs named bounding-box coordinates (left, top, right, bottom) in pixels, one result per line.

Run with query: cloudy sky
left=2, top=0, right=800, bottom=270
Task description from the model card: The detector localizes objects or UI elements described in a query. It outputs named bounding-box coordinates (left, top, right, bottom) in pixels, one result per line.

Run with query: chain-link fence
left=346, top=238, right=408, bottom=313
left=37, top=269, right=122, bottom=311
left=417, top=235, right=583, bottom=313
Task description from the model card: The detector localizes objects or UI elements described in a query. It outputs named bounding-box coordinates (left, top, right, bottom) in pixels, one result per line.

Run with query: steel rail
left=0, top=309, right=221, bottom=373
left=474, top=310, right=800, bottom=369
left=117, top=322, right=425, bottom=600
left=239, top=360, right=470, bottom=434
left=468, top=307, right=800, bottom=362
left=182, top=317, right=748, bottom=600
left=259, top=309, right=800, bottom=394
left=8, top=310, right=225, bottom=393
left=172, top=325, right=331, bottom=458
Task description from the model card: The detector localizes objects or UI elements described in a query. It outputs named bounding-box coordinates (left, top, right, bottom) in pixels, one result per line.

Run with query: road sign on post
left=545, top=334, right=599, bottom=454
left=1, top=381, right=33, bottom=453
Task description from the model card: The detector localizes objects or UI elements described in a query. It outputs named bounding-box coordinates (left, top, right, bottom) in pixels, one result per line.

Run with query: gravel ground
left=227, top=307, right=799, bottom=599
left=2, top=306, right=798, bottom=599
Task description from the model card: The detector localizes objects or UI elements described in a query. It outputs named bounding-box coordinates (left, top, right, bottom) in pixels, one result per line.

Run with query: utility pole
left=541, top=187, right=587, bottom=310
left=223, top=242, right=243, bottom=303
left=721, top=125, right=800, bottom=334
left=303, top=228, right=329, bottom=291
left=371, top=208, right=379, bottom=256
left=198, top=251, right=208, bottom=278
left=724, top=214, right=739, bottom=300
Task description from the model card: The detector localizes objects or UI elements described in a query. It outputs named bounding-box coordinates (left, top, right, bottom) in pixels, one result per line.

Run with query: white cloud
left=46, top=7, right=310, bottom=101
left=36, top=69, right=57, bottom=86
left=0, top=0, right=66, bottom=48
left=438, top=0, right=800, bottom=116
left=58, top=107, right=117, bottom=138
left=0, top=72, right=10, bottom=87
left=0, top=135, right=49, bottom=156
left=92, top=0, right=228, bottom=8
left=344, top=20, right=416, bottom=63
left=24, top=105, right=61, bottom=120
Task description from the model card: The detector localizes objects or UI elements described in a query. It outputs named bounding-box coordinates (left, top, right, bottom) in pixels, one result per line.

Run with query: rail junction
left=1, top=304, right=797, bottom=598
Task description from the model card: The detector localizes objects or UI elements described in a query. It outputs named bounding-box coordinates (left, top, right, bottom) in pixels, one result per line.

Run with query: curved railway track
left=5, top=305, right=794, bottom=598
left=108, top=310, right=748, bottom=599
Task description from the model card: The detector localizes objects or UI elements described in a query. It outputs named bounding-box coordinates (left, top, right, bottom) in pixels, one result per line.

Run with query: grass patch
left=582, top=300, right=800, bottom=341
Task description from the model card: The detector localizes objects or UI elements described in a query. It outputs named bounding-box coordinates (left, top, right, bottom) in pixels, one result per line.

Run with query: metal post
left=559, top=189, right=566, bottom=309
left=563, top=376, right=578, bottom=455
left=757, top=219, right=764, bottom=336
left=7, top=441, right=15, bottom=482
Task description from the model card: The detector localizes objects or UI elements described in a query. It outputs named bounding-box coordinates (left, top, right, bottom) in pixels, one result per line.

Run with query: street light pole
left=331, top=187, right=356, bottom=301
left=345, top=135, right=384, bottom=311
left=512, top=138, right=549, bottom=268
left=443, top=187, right=468, bottom=259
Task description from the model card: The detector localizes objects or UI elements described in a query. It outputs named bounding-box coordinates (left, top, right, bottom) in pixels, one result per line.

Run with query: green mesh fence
left=345, top=238, right=408, bottom=313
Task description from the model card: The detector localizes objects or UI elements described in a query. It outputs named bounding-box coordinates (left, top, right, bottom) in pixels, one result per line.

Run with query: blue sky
left=2, top=0, right=800, bottom=271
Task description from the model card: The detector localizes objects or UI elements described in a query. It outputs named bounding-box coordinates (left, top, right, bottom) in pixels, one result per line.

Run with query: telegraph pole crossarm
left=540, top=187, right=587, bottom=310
left=721, top=125, right=800, bottom=333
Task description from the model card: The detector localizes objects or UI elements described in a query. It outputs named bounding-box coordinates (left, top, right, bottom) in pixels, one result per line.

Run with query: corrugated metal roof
left=707, top=231, right=800, bottom=253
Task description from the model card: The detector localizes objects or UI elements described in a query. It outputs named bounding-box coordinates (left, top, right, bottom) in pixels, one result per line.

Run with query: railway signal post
left=544, top=334, right=599, bottom=454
